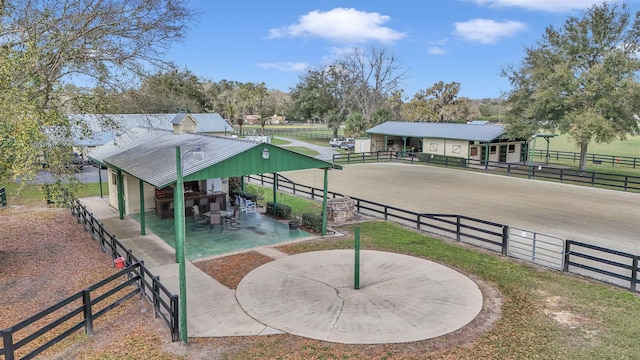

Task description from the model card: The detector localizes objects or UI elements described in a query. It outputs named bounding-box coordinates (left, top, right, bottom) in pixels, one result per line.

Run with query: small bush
left=266, top=202, right=292, bottom=219
left=302, top=213, right=323, bottom=233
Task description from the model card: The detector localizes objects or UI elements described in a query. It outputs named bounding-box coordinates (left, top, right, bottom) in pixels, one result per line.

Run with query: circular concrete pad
left=236, top=250, right=483, bottom=344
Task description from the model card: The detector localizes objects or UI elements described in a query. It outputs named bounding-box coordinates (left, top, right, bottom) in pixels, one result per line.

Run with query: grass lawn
left=270, top=138, right=291, bottom=145
left=281, top=146, right=320, bottom=157
left=537, top=133, right=640, bottom=157
left=236, top=220, right=640, bottom=360
left=2, top=182, right=107, bottom=207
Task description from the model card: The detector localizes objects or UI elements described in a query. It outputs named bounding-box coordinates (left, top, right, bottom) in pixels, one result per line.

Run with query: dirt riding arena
left=285, top=163, right=640, bottom=254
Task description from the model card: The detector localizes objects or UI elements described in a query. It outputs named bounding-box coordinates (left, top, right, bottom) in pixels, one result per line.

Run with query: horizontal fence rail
left=0, top=201, right=179, bottom=360
left=331, top=151, right=640, bottom=193
left=532, top=149, right=639, bottom=169
left=564, top=240, right=639, bottom=292
left=245, top=172, right=638, bottom=293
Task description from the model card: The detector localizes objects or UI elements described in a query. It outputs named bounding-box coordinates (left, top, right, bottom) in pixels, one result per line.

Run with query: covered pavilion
left=88, top=126, right=341, bottom=236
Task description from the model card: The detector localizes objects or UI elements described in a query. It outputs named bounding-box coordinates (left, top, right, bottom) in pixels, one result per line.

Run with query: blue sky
left=166, top=0, right=638, bottom=100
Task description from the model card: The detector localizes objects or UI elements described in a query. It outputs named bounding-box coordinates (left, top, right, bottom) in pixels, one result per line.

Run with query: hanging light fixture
left=262, top=148, right=270, bottom=160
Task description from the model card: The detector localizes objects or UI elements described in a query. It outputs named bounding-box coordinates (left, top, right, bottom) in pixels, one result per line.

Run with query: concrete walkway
left=80, top=196, right=485, bottom=343
left=80, top=196, right=281, bottom=337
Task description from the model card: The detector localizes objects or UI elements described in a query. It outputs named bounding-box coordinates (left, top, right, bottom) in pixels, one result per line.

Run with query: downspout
left=117, top=170, right=124, bottom=220
left=98, top=165, right=103, bottom=198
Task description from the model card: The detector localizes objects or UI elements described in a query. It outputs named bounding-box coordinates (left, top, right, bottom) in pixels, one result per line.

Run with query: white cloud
left=267, top=8, right=406, bottom=43
left=454, top=19, right=527, bottom=44
left=320, top=46, right=354, bottom=64
left=428, top=47, right=447, bottom=55
left=468, top=0, right=614, bottom=12
left=257, top=62, right=309, bottom=72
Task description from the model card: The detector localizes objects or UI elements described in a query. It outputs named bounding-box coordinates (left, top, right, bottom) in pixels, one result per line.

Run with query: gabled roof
left=69, top=113, right=235, bottom=146
left=89, top=127, right=340, bottom=188
left=366, top=121, right=506, bottom=142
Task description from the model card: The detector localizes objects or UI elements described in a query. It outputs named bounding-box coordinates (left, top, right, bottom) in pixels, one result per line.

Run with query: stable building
left=359, top=121, right=526, bottom=163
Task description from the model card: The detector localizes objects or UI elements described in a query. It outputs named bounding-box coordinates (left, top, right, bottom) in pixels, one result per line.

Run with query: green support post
left=321, top=168, right=328, bottom=235
left=173, top=146, right=188, bottom=343
left=354, top=227, right=360, bottom=290
left=402, top=136, right=407, bottom=154
left=139, top=179, right=146, bottom=236
left=273, top=173, right=278, bottom=216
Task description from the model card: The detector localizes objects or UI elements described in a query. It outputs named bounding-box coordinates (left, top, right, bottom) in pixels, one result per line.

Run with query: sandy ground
left=284, top=163, right=640, bottom=254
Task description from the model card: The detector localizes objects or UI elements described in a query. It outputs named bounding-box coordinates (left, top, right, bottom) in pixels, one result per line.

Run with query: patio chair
left=241, top=197, right=257, bottom=214
left=209, top=212, right=224, bottom=233
left=210, top=202, right=220, bottom=212
left=191, top=205, right=209, bottom=231
left=235, top=195, right=246, bottom=212
left=226, top=203, right=241, bottom=230
left=199, top=197, right=210, bottom=212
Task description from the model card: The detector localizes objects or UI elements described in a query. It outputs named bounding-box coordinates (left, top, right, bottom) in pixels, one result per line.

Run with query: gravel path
left=284, top=163, right=640, bottom=254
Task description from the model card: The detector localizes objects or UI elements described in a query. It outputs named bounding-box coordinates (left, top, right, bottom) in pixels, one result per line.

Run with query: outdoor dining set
left=191, top=195, right=257, bottom=233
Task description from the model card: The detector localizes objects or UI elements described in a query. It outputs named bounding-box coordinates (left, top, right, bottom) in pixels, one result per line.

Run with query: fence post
left=384, top=206, right=388, bottom=220
left=456, top=216, right=461, bottom=242
left=356, top=199, right=361, bottom=212
left=138, top=261, right=145, bottom=300
left=2, top=329, right=15, bottom=360
left=502, top=226, right=509, bottom=256
left=83, top=290, right=94, bottom=336
left=591, top=172, right=595, bottom=187
left=171, top=295, right=179, bottom=342
left=624, top=176, right=628, bottom=191
left=347, top=152, right=351, bottom=164
left=152, top=276, right=160, bottom=318
left=376, top=152, right=379, bottom=162
left=311, top=188, right=315, bottom=201
left=416, top=214, right=421, bottom=230
left=631, top=257, right=638, bottom=293
left=563, top=241, right=571, bottom=272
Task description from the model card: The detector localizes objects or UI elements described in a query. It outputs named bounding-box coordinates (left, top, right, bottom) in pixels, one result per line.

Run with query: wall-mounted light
left=262, top=148, right=270, bottom=160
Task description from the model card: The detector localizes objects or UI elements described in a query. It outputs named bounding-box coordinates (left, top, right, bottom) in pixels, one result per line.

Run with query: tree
left=0, top=0, right=196, bottom=186
left=403, top=81, right=466, bottom=122
left=502, top=3, right=640, bottom=171
left=290, top=46, right=405, bottom=135
left=117, top=68, right=206, bottom=113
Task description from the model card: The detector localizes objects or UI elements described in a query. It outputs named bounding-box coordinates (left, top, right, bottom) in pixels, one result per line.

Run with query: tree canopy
left=502, top=2, right=640, bottom=171
left=0, top=0, right=196, bottom=188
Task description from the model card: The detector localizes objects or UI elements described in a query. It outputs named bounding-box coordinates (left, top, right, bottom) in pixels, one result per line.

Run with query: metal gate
left=508, top=228, right=565, bottom=270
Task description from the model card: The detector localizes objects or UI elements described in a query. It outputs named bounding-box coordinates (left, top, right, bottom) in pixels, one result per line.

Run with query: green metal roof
left=88, top=127, right=341, bottom=188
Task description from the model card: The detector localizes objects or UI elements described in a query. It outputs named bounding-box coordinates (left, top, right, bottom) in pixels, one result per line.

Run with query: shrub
left=302, top=213, right=323, bottom=233
left=266, top=202, right=292, bottom=219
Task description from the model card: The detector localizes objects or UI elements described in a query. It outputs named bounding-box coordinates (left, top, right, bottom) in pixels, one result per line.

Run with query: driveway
left=275, top=136, right=340, bottom=161
left=284, top=163, right=640, bottom=254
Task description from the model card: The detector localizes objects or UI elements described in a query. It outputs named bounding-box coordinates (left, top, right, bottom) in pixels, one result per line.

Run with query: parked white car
left=336, top=138, right=354, bottom=148
left=330, top=137, right=345, bottom=147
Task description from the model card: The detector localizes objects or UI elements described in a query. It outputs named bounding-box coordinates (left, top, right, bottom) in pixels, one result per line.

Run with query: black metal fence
left=532, top=149, right=639, bottom=169
left=332, top=151, right=640, bottom=192
left=0, top=200, right=179, bottom=360
left=70, top=200, right=179, bottom=340
left=246, top=173, right=639, bottom=293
